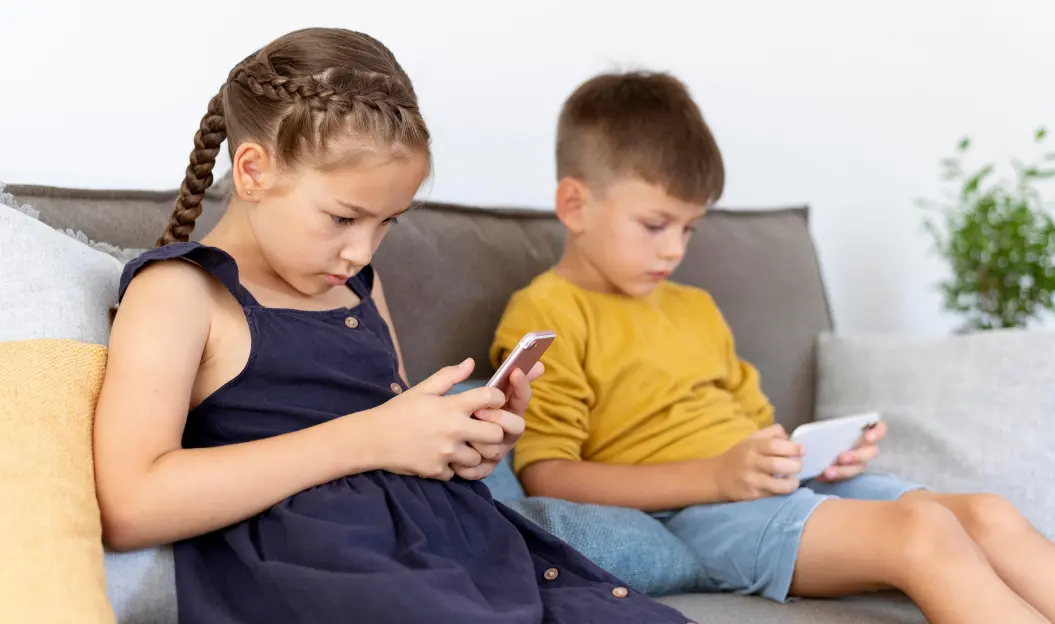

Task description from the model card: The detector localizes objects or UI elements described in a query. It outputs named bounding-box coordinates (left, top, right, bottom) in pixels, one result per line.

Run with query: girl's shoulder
left=119, top=242, right=243, bottom=306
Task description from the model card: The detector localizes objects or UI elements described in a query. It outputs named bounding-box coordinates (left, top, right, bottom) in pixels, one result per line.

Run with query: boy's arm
left=493, top=291, right=728, bottom=511
left=707, top=293, right=774, bottom=429
left=521, top=458, right=726, bottom=512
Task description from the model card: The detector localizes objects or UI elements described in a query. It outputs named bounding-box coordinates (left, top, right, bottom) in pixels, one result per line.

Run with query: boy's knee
left=895, top=499, right=978, bottom=567
left=959, top=493, right=1029, bottom=540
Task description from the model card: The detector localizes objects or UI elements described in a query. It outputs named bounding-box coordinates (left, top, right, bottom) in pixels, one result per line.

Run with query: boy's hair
left=158, top=27, right=430, bottom=247
left=556, top=70, right=724, bottom=205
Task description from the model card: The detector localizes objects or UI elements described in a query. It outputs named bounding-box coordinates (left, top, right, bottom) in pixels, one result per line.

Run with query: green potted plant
left=920, top=128, right=1055, bottom=331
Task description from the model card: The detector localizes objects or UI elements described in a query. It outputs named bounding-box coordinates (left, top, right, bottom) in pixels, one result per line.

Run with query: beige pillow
left=0, top=339, right=115, bottom=623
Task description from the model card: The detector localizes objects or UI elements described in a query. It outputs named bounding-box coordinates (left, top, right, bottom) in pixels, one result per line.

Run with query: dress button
left=611, top=586, right=628, bottom=598
left=390, top=383, right=403, bottom=394
left=344, top=316, right=359, bottom=329
left=543, top=567, right=559, bottom=580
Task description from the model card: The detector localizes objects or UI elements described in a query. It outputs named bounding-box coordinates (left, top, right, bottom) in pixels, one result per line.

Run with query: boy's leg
left=662, top=486, right=1045, bottom=624
left=903, top=490, right=1055, bottom=621
left=790, top=496, right=1045, bottom=623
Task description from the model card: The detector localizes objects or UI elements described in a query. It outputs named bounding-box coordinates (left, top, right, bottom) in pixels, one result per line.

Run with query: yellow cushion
left=0, top=339, right=115, bottom=623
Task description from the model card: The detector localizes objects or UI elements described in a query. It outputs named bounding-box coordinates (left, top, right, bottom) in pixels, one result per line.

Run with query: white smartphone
left=789, top=412, right=882, bottom=481
left=487, top=330, right=556, bottom=396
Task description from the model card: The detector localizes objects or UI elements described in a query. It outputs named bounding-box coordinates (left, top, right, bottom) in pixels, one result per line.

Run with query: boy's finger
left=821, top=463, right=864, bottom=481
left=762, top=438, right=804, bottom=458
left=839, top=445, right=878, bottom=465
left=750, top=424, right=787, bottom=440
left=761, top=456, right=802, bottom=477
left=760, top=474, right=800, bottom=495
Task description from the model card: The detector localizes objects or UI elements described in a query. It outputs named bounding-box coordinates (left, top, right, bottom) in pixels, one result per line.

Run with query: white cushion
left=1, top=202, right=177, bottom=622
left=0, top=205, right=122, bottom=345
left=815, top=328, right=1055, bottom=538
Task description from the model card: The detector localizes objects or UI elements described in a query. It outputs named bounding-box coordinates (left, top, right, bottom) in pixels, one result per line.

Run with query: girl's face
left=244, top=149, right=431, bottom=297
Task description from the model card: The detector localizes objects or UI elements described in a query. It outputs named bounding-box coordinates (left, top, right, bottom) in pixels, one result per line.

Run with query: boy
left=490, top=70, right=1055, bottom=624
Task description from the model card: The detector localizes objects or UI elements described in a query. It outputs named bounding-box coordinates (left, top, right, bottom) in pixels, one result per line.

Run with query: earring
left=247, top=189, right=253, bottom=196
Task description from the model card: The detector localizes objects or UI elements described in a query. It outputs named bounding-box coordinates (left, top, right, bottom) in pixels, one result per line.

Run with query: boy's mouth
left=646, top=271, right=671, bottom=281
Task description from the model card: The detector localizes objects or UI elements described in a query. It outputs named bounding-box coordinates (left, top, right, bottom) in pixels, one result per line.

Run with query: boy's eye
left=642, top=221, right=666, bottom=233
left=383, top=217, right=400, bottom=226
left=331, top=215, right=355, bottom=226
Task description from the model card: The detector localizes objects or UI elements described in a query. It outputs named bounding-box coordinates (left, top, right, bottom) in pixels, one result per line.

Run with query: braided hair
left=157, top=28, right=430, bottom=247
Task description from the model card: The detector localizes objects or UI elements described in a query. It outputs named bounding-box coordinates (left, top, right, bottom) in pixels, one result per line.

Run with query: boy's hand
left=714, top=424, right=804, bottom=502
left=453, top=364, right=543, bottom=481
left=815, top=421, right=886, bottom=482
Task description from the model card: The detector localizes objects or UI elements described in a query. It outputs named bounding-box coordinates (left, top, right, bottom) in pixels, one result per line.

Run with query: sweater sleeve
left=490, top=288, right=594, bottom=476
left=703, top=293, right=775, bottom=429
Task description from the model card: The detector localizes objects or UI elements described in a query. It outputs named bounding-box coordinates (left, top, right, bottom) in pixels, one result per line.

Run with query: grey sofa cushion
left=658, top=592, right=924, bottom=624
left=9, top=183, right=834, bottom=431
left=104, top=548, right=177, bottom=624
left=815, top=328, right=1055, bottom=539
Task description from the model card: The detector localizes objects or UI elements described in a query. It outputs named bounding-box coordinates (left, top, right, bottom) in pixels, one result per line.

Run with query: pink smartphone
left=487, top=330, right=556, bottom=395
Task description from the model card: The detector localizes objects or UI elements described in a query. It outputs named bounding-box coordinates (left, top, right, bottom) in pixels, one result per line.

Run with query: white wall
left=2, top=0, right=1053, bottom=336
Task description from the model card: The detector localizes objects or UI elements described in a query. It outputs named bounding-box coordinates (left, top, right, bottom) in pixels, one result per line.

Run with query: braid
left=157, top=91, right=226, bottom=247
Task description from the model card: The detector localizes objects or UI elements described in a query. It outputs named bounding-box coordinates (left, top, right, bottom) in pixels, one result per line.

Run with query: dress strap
left=347, top=264, right=375, bottom=301
left=118, top=242, right=258, bottom=308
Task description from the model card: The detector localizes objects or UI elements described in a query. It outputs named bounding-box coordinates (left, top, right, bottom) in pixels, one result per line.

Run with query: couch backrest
left=8, top=183, right=834, bottom=430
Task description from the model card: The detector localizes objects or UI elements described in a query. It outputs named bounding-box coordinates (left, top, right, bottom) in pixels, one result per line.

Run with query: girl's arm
left=93, top=261, right=385, bottom=551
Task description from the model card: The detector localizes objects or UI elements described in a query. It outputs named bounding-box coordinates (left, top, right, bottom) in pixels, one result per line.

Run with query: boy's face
left=563, top=176, right=707, bottom=297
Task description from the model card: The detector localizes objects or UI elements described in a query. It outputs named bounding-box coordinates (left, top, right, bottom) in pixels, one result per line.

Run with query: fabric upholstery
left=0, top=339, right=116, bottom=623
left=815, top=328, right=1055, bottom=539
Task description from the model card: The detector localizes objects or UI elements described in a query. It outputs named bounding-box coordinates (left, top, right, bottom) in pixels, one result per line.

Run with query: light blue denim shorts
left=652, top=472, right=926, bottom=603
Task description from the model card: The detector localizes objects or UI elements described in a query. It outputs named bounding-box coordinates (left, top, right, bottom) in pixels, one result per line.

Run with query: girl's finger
left=505, top=368, right=533, bottom=414
left=473, top=409, right=525, bottom=437
left=525, top=361, right=544, bottom=382
left=469, top=441, right=504, bottom=462
left=454, top=459, right=497, bottom=481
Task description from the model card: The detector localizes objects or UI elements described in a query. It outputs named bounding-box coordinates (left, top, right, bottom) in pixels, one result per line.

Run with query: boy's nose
left=660, top=239, right=686, bottom=262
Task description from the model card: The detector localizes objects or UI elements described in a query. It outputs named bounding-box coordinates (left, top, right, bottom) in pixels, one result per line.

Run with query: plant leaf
left=1036, top=127, right=1048, bottom=142
left=958, top=137, right=971, bottom=151
left=962, top=165, right=994, bottom=197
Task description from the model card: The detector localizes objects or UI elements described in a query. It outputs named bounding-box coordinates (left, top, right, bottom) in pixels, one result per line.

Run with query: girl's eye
left=332, top=215, right=355, bottom=226
left=642, top=222, right=666, bottom=233
left=383, top=217, right=400, bottom=226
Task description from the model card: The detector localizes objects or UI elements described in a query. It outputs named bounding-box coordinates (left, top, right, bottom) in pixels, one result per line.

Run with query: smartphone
left=789, top=412, right=882, bottom=481
left=487, top=330, right=556, bottom=396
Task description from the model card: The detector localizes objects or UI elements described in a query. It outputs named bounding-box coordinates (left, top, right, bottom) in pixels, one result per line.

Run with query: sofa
left=5, top=179, right=1055, bottom=623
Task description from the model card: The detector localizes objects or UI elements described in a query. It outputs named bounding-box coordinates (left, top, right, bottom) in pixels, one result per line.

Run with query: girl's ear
left=231, top=142, right=277, bottom=201
left=555, top=177, right=590, bottom=235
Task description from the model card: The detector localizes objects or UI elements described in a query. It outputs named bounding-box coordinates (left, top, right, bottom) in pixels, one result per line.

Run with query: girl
left=92, top=28, right=691, bottom=623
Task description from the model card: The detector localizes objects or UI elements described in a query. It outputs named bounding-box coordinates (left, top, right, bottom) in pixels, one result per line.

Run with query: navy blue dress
left=119, top=243, right=690, bottom=624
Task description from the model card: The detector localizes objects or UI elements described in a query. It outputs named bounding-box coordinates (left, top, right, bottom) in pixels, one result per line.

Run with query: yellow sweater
left=490, top=270, right=774, bottom=477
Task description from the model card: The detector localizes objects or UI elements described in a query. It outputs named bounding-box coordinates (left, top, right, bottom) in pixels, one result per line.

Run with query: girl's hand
left=455, top=364, right=543, bottom=481
left=367, top=359, right=507, bottom=481
left=816, top=421, right=887, bottom=482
